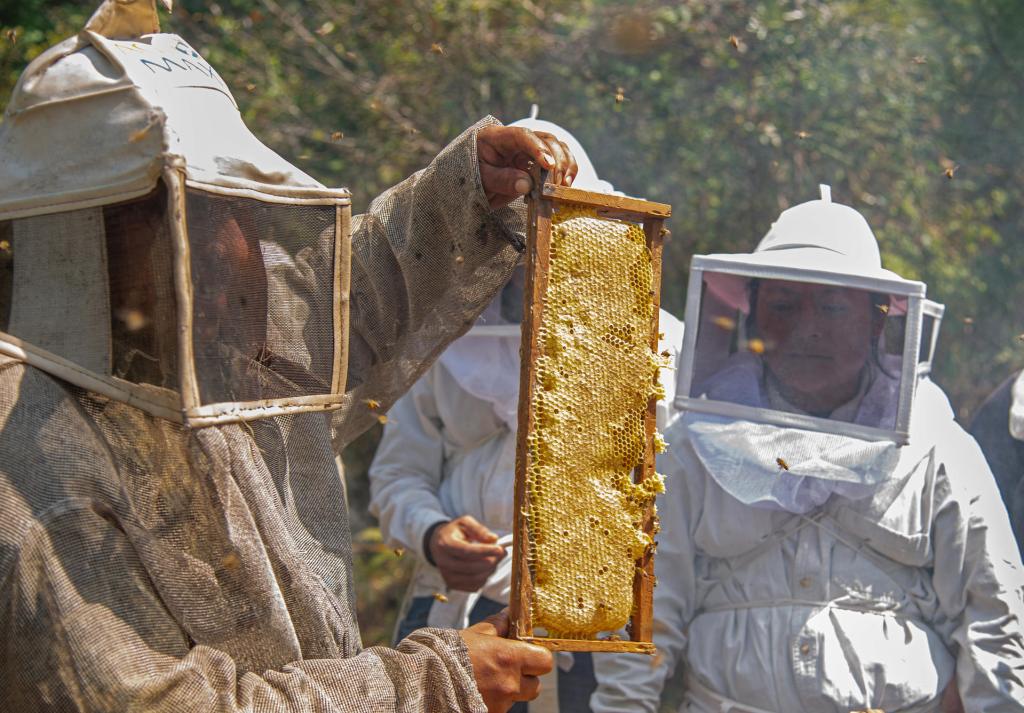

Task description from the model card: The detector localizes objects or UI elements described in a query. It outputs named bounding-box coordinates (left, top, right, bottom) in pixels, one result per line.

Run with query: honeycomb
left=526, top=204, right=668, bottom=639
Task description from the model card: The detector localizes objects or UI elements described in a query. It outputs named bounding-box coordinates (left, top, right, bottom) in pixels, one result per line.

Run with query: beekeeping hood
left=0, top=0, right=352, bottom=427
left=675, top=186, right=945, bottom=512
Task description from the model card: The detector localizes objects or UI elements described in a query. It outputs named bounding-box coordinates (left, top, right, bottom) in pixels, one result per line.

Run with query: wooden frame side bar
left=628, top=218, right=666, bottom=644
left=509, top=177, right=553, bottom=642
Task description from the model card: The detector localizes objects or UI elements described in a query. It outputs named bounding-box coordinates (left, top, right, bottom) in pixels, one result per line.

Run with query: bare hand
left=477, top=125, right=579, bottom=209
left=429, top=515, right=507, bottom=591
left=459, top=610, right=553, bottom=713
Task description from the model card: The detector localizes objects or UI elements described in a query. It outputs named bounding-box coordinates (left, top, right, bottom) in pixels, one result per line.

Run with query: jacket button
left=799, top=577, right=813, bottom=588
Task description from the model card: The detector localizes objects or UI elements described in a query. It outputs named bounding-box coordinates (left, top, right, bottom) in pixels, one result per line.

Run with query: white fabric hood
left=701, top=185, right=912, bottom=290
left=0, top=0, right=347, bottom=221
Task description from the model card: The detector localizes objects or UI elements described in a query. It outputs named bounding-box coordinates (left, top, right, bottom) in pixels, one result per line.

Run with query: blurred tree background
left=2, top=0, right=1022, bottom=683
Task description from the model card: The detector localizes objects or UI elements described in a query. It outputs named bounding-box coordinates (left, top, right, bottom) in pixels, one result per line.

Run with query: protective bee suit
left=591, top=187, right=1024, bottom=713
left=0, top=1, right=534, bottom=710
left=368, top=116, right=685, bottom=712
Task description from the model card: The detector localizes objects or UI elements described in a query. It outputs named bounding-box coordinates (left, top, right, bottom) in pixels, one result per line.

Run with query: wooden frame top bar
left=541, top=183, right=671, bottom=220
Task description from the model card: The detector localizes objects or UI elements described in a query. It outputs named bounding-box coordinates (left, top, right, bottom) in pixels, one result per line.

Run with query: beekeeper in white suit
left=368, top=112, right=685, bottom=713
left=591, top=186, right=1024, bottom=712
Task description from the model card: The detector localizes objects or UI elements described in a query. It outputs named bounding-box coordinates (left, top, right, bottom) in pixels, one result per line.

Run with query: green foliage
left=3, top=0, right=1023, bottom=661
left=351, top=526, right=415, bottom=647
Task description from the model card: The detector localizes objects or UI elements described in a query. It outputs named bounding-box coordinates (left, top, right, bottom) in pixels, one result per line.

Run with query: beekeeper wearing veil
left=592, top=186, right=1024, bottom=712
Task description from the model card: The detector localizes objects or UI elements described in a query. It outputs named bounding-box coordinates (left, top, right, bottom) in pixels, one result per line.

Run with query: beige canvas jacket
left=0, top=119, right=524, bottom=712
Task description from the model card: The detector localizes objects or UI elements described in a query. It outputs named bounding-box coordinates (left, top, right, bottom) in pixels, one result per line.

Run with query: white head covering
left=0, top=0, right=342, bottom=220
left=699, top=185, right=917, bottom=316
left=680, top=185, right=932, bottom=513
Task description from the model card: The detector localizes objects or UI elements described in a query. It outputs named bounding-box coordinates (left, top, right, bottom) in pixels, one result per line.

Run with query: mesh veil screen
left=186, top=191, right=336, bottom=405
left=104, top=185, right=179, bottom=389
left=525, top=205, right=664, bottom=639
left=691, top=272, right=907, bottom=429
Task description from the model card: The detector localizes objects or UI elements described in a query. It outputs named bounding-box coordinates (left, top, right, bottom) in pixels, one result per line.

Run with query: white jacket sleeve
left=368, top=368, right=450, bottom=562
left=931, top=424, right=1024, bottom=710
left=590, top=442, right=699, bottom=713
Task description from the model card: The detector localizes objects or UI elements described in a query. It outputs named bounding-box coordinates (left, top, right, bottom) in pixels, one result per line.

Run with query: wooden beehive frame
left=508, top=170, right=671, bottom=654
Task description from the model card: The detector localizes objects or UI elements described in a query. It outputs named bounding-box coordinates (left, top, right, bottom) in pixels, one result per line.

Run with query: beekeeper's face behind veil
left=675, top=186, right=943, bottom=513
left=749, top=279, right=887, bottom=417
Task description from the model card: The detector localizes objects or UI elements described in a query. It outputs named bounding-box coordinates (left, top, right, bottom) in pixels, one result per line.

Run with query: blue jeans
left=395, top=596, right=596, bottom=712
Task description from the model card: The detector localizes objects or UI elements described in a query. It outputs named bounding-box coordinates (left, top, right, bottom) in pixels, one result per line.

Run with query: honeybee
left=331, top=131, right=344, bottom=142
left=364, top=399, right=381, bottom=409
left=795, top=130, right=812, bottom=140
left=876, top=304, right=890, bottom=314
left=712, top=315, right=737, bottom=331
left=943, top=164, right=959, bottom=179
left=614, top=86, right=626, bottom=104
left=430, top=42, right=446, bottom=56
left=433, top=592, right=449, bottom=603
left=377, top=414, right=389, bottom=425
left=747, top=338, right=766, bottom=355
left=776, top=457, right=790, bottom=471
left=728, top=35, right=739, bottom=49
left=393, top=547, right=405, bottom=557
